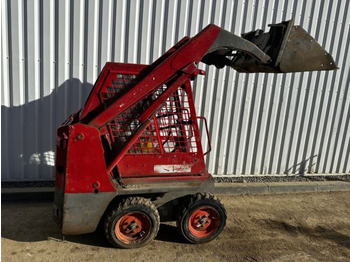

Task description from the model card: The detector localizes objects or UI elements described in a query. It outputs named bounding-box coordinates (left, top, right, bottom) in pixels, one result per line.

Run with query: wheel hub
left=115, top=212, right=151, bottom=244
left=196, top=215, right=210, bottom=228
left=188, top=207, right=220, bottom=237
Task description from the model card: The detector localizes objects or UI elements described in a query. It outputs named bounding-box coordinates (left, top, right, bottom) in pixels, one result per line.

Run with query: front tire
left=177, top=193, right=226, bottom=244
left=104, top=197, right=160, bottom=249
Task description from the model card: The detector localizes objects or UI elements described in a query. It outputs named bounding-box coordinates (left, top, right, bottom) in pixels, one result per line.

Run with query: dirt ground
left=2, top=191, right=350, bottom=262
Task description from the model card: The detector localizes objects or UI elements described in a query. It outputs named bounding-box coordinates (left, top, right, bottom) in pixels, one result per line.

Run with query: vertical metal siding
left=1, top=0, right=349, bottom=181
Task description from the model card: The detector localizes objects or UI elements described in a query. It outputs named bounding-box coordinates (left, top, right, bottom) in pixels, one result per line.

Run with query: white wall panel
left=1, top=0, right=349, bottom=181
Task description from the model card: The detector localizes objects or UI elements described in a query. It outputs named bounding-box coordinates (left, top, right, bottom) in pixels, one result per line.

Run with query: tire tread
left=177, top=193, right=226, bottom=243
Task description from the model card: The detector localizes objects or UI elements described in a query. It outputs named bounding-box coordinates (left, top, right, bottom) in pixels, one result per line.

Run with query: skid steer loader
left=53, top=20, right=337, bottom=248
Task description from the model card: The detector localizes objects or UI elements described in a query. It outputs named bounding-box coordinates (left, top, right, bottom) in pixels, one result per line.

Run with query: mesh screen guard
left=98, top=73, right=198, bottom=155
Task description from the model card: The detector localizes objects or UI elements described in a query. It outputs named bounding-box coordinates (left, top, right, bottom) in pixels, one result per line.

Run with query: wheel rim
left=188, top=206, right=220, bottom=238
left=115, top=212, right=151, bottom=244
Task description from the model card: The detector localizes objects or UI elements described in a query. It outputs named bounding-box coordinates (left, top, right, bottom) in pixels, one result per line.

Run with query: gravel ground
left=2, top=192, right=350, bottom=262
left=215, top=175, right=350, bottom=183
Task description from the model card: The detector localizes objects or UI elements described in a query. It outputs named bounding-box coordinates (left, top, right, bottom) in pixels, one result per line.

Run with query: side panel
left=65, top=123, right=116, bottom=193
left=118, top=154, right=205, bottom=177
left=62, top=192, right=116, bottom=234
left=54, top=123, right=117, bottom=229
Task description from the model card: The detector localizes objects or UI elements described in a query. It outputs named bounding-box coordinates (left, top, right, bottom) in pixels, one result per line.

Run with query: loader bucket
left=202, top=20, right=338, bottom=73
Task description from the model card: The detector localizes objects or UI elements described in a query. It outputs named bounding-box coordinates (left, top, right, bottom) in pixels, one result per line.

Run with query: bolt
left=76, top=133, right=84, bottom=140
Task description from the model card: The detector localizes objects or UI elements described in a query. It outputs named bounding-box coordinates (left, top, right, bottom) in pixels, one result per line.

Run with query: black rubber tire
left=104, top=197, right=160, bottom=249
left=177, top=193, right=226, bottom=244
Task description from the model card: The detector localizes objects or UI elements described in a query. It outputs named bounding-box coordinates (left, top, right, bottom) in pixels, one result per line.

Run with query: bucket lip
left=226, top=19, right=338, bottom=73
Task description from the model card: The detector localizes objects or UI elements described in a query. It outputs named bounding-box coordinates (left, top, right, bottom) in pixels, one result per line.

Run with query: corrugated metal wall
left=1, top=0, right=349, bottom=181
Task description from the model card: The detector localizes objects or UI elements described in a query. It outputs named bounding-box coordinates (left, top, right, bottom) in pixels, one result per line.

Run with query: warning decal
left=154, top=165, right=192, bottom=173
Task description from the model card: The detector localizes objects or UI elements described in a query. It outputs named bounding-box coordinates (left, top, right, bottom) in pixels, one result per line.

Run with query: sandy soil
left=2, top=192, right=350, bottom=262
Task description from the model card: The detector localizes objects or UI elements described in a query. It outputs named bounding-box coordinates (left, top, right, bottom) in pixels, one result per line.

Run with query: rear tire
left=104, top=197, right=160, bottom=249
left=177, top=193, right=226, bottom=244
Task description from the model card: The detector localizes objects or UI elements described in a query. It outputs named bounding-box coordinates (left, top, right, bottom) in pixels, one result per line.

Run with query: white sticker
left=154, top=164, right=191, bottom=173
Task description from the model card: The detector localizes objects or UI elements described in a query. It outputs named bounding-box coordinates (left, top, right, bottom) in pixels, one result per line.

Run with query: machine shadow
left=1, top=199, right=62, bottom=242
left=1, top=199, right=186, bottom=247
left=155, top=224, right=186, bottom=244
left=67, top=223, right=186, bottom=247
left=1, top=79, right=92, bottom=181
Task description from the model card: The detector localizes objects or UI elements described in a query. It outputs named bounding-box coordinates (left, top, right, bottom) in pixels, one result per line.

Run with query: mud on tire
left=177, top=193, right=226, bottom=244
left=104, top=197, right=160, bottom=249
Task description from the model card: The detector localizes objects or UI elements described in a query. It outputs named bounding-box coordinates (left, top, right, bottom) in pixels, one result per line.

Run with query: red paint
left=55, top=25, right=223, bottom=195
left=64, top=124, right=116, bottom=193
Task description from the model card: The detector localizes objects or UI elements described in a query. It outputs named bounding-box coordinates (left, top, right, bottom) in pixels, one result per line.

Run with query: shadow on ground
left=258, top=219, right=350, bottom=249
left=1, top=199, right=185, bottom=247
